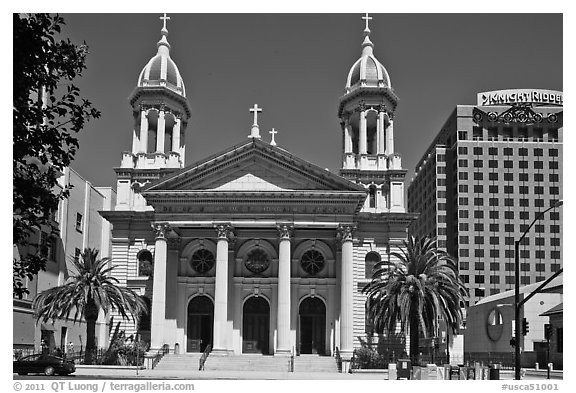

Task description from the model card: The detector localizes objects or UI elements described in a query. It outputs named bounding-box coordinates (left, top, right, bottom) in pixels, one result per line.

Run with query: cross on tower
left=362, top=13, right=372, bottom=30
left=160, top=13, right=170, bottom=30
left=269, top=128, right=278, bottom=146
left=249, top=104, right=263, bottom=139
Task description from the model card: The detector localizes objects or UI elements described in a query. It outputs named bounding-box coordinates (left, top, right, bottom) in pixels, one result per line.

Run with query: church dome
left=345, top=24, right=391, bottom=92
left=137, top=24, right=186, bottom=97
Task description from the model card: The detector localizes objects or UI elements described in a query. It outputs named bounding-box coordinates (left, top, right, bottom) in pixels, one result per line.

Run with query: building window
left=488, top=147, right=498, bottom=155
left=459, top=223, right=469, bottom=231
left=475, top=249, right=484, bottom=258
left=458, top=159, right=468, bottom=167
left=520, top=250, right=530, bottom=258
left=459, top=210, right=469, bottom=218
left=473, top=127, right=483, bottom=140
left=488, top=160, right=498, bottom=168
left=505, top=276, right=514, bottom=284
left=75, top=213, right=83, bottom=232
left=533, top=128, right=543, bottom=142
left=40, top=232, right=48, bottom=258
left=549, top=161, right=559, bottom=170
left=473, top=147, right=483, bottom=155
left=488, top=128, right=498, bottom=141
left=458, top=146, right=468, bottom=154
left=535, top=237, right=545, bottom=246
left=534, top=147, right=543, bottom=156
left=548, top=129, right=558, bottom=142
left=549, top=148, right=559, bottom=157
left=475, top=288, right=485, bottom=297
left=520, top=276, right=531, bottom=285
left=505, top=250, right=514, bottom=259
left=503, top=127, right=513, bottom=141
left=535, top=263, right=545, bottom=272
left=458, top=184, right=468, bottom=192
left=519, top=186, right=529, bottom=194
left=475, top=275, right=485, bottom=284
left=535, top=250, right=545, bottom=259
left=504, top=198, right=514, bottom=207
left=489, top=236, right=499, bottom=245
left=459, top=172, right=468, bottom=180
left=474, top=210, right=484, bottom=219
left=474, top=236, right=484, bottom=245
left=505, top=237, right=514, bottom=246
left=503, top=147, right=513, bottom=156
left=518, top=128, right=528, bottom=141
left=519, top=211, right=530, bottom=220
left=190, top=249, right=215, bottom=275
left=550, top=238, right=560, bottom=246
left=503, top=185, right=514, bottom=194
left=460, top=275, right=469, bottom=283
left=474, top=185, right=483, bottom=193
left=489, top=198, right=499, bottom=206
left=473, top=160, right=483, bottom=168
left=474, top=223, right=484, bottom=231
left=489, top=211, right=499, bottom=220
left=519, top=199, right=529, bottom=207
left=474, top=198, right=483, bottom=206
left=489, top=172, right=498, bottom=181
left=534, top=161, right=544, bottom=169
left=459, top=236, right=469, bottom=244
left=550, top=225, right=560, bottom=233
left=364, top=251, right=381, bottom=279
left=369, top=187, right=376, bottom=208
left=300, top=250, right=325, bottom=275
left=534, top=224, right=545, bottom=233
left=518, top=147, right=528, bottom=156
left=519, top=161, right=528, bottom=169
left=459, top=197, right=469, bottom=205
left=551, top=264, right=561, bottom=272
left=473, top=172, right=483, bottom=180
left=489, top=185, right=499, bottom=193
left=505, top=262, right=514, bottom=271
left=458, top=131, right=468, bottom=140
left=504, top=173, right=514, bottom=181
left=459, top=262, right=469, bottom=270
left=534, top=173, right=544, bottom=182
left=551, top=250, right=561, bottom=259
left=505, top=224, right=514, bottom=232
left=534, top=186, right=544, bottom=195
left=49, top=236, right=57, bottom=261
left=549, top=174, right=559, bottom=182
left=535, top=199, right=545, bottom=207
left=550, top=186, right=560, bottom=195
left=460, top=249, right=469, bottom=257
left=489, top=260, right=500, bottom=269
left=246, top=249, right=271, bottom=274
left=519, top=173, right=529, bottom=182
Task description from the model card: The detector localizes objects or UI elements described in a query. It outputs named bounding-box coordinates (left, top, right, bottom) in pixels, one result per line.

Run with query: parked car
left=13, top=354, right=75, bottom=376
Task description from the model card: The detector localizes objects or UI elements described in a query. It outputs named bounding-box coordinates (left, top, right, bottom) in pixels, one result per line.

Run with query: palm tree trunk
left=409, top=312, right=419, bottom=366
left=84, top=299, right=99, bottom=365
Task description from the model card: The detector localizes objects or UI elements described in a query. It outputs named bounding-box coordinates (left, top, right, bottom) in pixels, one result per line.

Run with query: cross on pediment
left=269, top=128, right=278, bottom=146
left=249, top=104, right=263, bottom=139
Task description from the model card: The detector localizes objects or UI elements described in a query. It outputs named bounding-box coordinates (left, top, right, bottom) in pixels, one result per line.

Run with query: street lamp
left=514, top=200, right=562, bottom=380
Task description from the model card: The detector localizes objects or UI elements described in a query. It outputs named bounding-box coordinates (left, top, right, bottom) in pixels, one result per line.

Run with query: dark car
left=13, top=354, right=75, bottom=376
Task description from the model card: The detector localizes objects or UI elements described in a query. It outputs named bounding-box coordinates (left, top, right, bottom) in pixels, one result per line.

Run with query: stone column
left=172, top=116, right=181, bottom=153
left=386, top=118, right=394, bottom=156
left=359, top=109, right=367, bottom=155
left=276, top=224, right=293, bottom=355
left=131, top=114, right=140, bottom=153
left=156, top=108, right=166, bottom=153
left=150, top=222, right=170, bottom=350
left=337, top=224, right=356, bottom=358
left=213, top=223, right=234, bottom=354
left=139, top=108, right=148, bottom=153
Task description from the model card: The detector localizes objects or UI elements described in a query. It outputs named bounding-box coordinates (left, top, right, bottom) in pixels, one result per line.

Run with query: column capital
left=378, top=104, right=387, bottom=113
left=152, top=222, right=171, bottom=240
left=214, top=223, right=235, bottom=241
left=358, top=102, right=367, bottom=112
left=337, top=224, right=356, bottom=243
left=276, top=224, right=294, bottom=240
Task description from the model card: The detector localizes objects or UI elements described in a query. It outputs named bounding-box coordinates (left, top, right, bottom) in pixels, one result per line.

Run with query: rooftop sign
left=477, top=89, right=563, bottom=107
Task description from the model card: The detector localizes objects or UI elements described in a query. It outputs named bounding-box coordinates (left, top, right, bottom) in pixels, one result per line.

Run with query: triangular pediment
left=142, top=139, right=366, bottom=193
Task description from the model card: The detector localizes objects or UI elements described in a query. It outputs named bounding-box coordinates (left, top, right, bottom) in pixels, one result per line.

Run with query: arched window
left=138, top=296, right=151, bottom=332
left=369, top=186, right=377, bottom=208
left=190, top=249, right=215, bottom=274
left=365, top=251, right=381, bottom=279
left=301, top=250, right=325, bottom=275
left=137, top=250, right=153, bottom=277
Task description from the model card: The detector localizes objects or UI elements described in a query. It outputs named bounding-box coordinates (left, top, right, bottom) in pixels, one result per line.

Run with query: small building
left=464, top=276, right=562, bottom=368
left=539, top=303, right=563, bottom=369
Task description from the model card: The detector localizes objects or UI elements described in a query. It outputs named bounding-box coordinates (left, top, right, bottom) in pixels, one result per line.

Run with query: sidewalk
left=64, top=367, right=562, bottom=380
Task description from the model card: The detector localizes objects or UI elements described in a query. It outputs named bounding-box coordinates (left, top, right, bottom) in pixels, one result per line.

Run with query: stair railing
left=151, top=344, right=170, bottom=369
left=198, top=344, right=212, bottom=371
left=335, top=347, right=342, bottom=373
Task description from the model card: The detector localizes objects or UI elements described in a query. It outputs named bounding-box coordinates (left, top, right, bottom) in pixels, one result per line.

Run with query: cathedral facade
left=101, top=15, right=416, bottom=359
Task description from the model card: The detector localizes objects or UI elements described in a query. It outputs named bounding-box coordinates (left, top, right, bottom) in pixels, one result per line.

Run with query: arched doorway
left=299, top=297, right=326, bottom=355
left=187, top=296, right=213, bottom=352
left=242, top=297, right=270, bottom=354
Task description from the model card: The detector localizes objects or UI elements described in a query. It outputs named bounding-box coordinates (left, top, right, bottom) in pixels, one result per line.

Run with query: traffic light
left=544, top=324, right=552, bottom=340
left=521, top=318, right=530, bottom=335
left=510, top=337, right=516, bottom=347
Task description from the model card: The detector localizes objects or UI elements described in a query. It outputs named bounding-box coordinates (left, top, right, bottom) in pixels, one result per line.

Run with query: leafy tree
left=33, top=248, right=147, bottom=365
left=13, top=13, right=100, bottom=298
left=363, top=235, right=468, bottom=365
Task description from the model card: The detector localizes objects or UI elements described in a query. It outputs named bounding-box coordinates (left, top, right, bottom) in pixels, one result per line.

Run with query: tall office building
left=408, top=89, right=563, bottom=306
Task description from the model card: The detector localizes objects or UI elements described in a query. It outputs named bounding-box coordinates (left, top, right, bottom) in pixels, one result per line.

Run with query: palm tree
left=33, top=248, right=147, bottom=364
left=363, top=235, right=468, bottom=365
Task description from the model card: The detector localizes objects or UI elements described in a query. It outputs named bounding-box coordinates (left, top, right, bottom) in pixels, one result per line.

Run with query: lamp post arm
left=518, top=268, right=563, bottom=309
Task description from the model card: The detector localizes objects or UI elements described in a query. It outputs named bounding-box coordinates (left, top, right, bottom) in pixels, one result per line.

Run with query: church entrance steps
left=293, top=355, right=338, bottom=373
left=204, top=354, right=292, bottom=372
left=154, top=353, right=204, bottom=370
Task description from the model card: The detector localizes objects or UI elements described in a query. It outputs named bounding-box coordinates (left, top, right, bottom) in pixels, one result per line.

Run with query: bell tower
left=115, top=14, right=192, bottom=211
left=338, top=14, right=406, bottom=213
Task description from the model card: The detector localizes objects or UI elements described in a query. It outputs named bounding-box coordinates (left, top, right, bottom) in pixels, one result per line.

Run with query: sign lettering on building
left=477, top=89, right=563, bottom=107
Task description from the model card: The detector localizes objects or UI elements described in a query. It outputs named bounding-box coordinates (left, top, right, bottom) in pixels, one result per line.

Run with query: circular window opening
left=301, top=250, right=325, bottom=275
left=191, top=249, right=215, bottom=274
left=486, top=308, right=504, bottom=341
left=245, top=249, right=270, bottom=274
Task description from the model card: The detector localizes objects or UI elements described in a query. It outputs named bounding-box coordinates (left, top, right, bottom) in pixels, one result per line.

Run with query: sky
left=57, top=12, right=563, bottom=188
